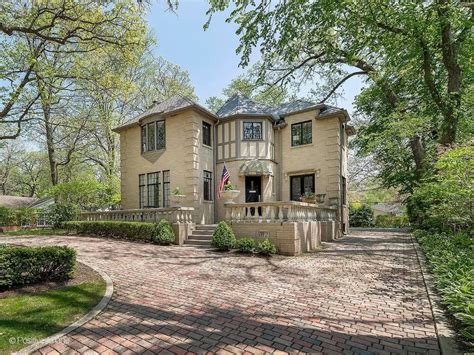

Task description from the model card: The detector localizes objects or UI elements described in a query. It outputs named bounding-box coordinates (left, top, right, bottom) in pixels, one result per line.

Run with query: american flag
left=218, top=163, right=230, bottom=198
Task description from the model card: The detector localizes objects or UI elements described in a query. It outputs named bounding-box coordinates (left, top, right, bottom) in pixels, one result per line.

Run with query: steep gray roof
left=273, top=100, right=323, bottom=116
left=217, top=94, right=347, bottom=121
left=216, top=94, right=275, bottom=118
left=113, top=94, right=216, bottom=132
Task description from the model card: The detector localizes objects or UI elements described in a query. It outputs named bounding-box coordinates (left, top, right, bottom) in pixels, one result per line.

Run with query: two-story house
left=112, top=94, right=355, bottom=253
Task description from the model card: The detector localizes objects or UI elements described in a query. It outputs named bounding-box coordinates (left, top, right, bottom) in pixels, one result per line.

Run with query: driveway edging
left=410, top=234, right=461, bottom=355
left=13, top=261, right=114, bottom=355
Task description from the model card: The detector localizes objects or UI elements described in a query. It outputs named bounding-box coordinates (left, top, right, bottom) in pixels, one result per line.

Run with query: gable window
left=147, top=172, right=160, bottom=208
left=202, top=121, right=212, bottom=146
left=243, top=122, right=263, bottom=140
left=141, top=120, right=166, bottom=153
left=291, top=120, right=312, bottom=146
left=290, top=174, right=315, bottom=201
left=203, top=170, right=213, bottom=201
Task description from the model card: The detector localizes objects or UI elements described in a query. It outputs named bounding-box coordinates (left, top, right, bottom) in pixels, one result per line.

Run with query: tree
left=0, top=0, right=147, bottom=140
left=0, top=141, right=20, bottom=194
left=206, top=72, right=290, bottom=113
left=206, top=0, right=472, bottom=192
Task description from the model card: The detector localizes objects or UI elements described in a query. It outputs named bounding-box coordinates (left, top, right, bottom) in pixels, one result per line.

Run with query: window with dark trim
left=202, top=121, right=212, bottom=146
left=203, top=170, right=213, bottom=201
left=163, top=170, right=170, bottom=207
left=291, top=120, right=312, bottom=146
left=290, top=174, right=315, bottom=201
left=243, top=122, right=263, bottom=140
left=141, top=120, right=166, bottom=153
left=139, top=174, right=146, bottom=209
left=147, top=172, right=160, bottom=208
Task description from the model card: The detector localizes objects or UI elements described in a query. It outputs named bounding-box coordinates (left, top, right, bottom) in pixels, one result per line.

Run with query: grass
left=0, top=281, right=105, bottom=353
left=0, top=228, right=66, bottom=237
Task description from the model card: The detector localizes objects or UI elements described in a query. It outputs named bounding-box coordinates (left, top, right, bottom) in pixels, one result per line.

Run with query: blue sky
left=147, top=1, right=364, bottom=114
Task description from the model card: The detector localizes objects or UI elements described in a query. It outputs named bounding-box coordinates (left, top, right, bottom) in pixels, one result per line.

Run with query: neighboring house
left=372, top=203, right=404, bottom=218
left=113, top=94, right=355, bottom=236
left=0, top=195, right=39, bottom=209
left=0, top=195, right=54, bottom=227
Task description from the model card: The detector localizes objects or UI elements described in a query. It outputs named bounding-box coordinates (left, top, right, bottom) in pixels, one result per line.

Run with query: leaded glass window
left=243, top=122, right=263, bottom=140
left=291, top=120, right=312, bottom=146
left=147, top=172, right=160, bottom=208
left=203, top=170, right=212, bottom=201
left=290, top=174, right=315, bottom=201
left=163, top=170, right=170, bottom=207
left=141, top=120, right=166, bottom=153
left=157, top=121, right=166, bottom=149
left=202, top=121, right=211, bottom=146
left=139, top=174, right=146, bottom=208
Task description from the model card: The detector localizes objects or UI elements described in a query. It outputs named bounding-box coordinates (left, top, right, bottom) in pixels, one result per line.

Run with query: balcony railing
left=80, top=207, right=194, bottom=224
left=224, top=201, right=336, bottom=223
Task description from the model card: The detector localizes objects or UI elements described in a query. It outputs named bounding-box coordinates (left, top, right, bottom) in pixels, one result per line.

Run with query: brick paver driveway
left=3, top=230, right=440, bottom=354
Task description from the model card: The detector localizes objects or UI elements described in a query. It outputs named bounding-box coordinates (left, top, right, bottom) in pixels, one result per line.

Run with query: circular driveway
left=2, top=231, right=440, bottom=354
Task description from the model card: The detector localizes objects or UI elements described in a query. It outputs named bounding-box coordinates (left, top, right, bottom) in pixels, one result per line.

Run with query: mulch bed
left=0, top=262, right=102, bottom=299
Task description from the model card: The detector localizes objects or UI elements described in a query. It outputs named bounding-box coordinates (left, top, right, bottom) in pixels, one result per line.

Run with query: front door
left=245, top=176, right=261, bottom=202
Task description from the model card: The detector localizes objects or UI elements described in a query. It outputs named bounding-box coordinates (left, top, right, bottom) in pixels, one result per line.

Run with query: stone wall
left=230, top=221, right=337, bottom=256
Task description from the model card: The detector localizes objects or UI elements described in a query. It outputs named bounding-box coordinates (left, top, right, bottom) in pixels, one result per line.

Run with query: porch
left=79, top=202, right=339, bottom=255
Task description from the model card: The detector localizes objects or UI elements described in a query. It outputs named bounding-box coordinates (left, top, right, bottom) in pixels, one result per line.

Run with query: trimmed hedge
left=236, top=237, right=257, bottom=253
left=64, top=220, right=176, bottom=244
left=255, top=239, right=278, bottom=256
left=153, top=219, right=176, bottom=245
left=0, top=245, right=76, bottom=290
left=211, top=221, right=236, bottom=251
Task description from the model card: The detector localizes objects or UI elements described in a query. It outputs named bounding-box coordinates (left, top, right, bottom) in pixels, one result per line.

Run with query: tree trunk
left=437, top=0, right=462, bottom=145
left=42, top=100, right=59, bottom=186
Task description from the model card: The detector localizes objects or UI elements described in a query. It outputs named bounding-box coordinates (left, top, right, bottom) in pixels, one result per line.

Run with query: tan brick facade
left=116, top=98, right=350, bottom=233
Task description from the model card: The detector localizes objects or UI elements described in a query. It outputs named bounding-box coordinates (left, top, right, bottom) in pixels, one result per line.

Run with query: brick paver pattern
left=3, top=231, right=440, bottom=354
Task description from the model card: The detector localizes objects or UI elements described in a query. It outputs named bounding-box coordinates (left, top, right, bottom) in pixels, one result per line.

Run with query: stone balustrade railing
left=224, top=201, right=336, bottom=223
left=80, top=207, right=194, bottom=224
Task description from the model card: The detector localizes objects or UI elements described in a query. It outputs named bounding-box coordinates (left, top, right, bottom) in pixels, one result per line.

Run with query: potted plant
left=222, top=182, right=240, bottom=204
left=316, top=193, right=326, bottom=204
left=171, top=187, right=186, bottom=207
left=301, top=192, right=316, bottom=204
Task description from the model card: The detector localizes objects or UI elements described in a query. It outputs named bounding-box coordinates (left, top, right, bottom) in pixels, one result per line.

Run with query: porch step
left=184, top=224, right=216, bottom=247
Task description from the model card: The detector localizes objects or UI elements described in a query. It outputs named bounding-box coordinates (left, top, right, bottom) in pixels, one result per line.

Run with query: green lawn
left=0, top=228, right=66, bottom=237
left=0, top=281, right=105, bottom=353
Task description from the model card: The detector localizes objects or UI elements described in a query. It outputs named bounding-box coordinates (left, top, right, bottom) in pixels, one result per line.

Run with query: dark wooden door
left=245, top=176, right=261, bottom=202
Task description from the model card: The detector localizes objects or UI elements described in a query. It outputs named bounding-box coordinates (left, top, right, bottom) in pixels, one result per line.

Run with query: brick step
left=188, top=234, right=213, bottom=241
left=184, top=239, right=212, bottom=246
left=194, top=226, right=217, bottom=231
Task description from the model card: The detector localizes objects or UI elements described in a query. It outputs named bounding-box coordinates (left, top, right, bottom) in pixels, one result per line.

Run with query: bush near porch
left=64, top=220, right=176, bottom=245
left=0, top=245, right=76, bottom=290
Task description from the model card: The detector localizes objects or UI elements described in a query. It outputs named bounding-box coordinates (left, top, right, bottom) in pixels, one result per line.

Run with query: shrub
left=64, top=221, right=158, bottom=242
left=47, top=204, right=80, bottom=229
left=0, top=245, right=76, bottom=290
left=349, top=205, right=374, bottom=227
left=374, top=214, right=410, bottom=228
left=236, top=237, right=256, bottom=253
left=153, top=219, right=176, bottom=245
left=211, top=221, right=236, bottom=251
left=415, top=230, right=474, bottom=345
left=0, top=207, right=17, bottom=226
left=255, top=239, right=277, bottom=256
left=409, top=145, right=473, bottom=233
